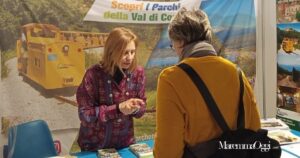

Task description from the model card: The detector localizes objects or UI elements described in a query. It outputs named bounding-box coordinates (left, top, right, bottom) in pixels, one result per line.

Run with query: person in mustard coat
left=154, top=7, right=261, bottom=158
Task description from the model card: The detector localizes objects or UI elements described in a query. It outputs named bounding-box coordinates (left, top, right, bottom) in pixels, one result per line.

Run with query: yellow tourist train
left=16, top=23, right=108, bottom=90
left=282, top=37, right=297, bottom=54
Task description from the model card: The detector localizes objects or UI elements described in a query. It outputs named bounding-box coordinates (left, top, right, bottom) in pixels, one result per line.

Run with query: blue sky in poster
left=201, top=0, right=255, bottom=16
left=147, top=0, right=256, bottom=68
left=278, top=23, right=300, bottom=32
left=155, top=0, right=256, bottom=47
left=201, top=0, right=256, bottom=28
left=200, top=0, right=256, bottom=44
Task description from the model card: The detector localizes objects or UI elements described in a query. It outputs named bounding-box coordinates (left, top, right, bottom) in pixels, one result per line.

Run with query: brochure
left=129, top=143, right=153, bottom=158
left=98, top=148, right=121, bottom=158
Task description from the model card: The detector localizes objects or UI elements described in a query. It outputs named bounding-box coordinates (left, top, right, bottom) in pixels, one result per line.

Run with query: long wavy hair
left=101, top=27, right=138, bottom=76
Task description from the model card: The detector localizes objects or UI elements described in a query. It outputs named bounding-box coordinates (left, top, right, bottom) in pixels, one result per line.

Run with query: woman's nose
left=127, top=53, right=134, bottom=60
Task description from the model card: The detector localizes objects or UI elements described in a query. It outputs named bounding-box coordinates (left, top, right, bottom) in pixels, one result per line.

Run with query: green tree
left=236, top=51, right=256, bottom=77
left=0, top=6, right=19, bottom=51
left=296, top=11, right=300, bottom=22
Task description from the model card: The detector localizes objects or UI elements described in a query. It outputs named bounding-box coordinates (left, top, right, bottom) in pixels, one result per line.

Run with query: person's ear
left=179, top=40, right=185, bottom=48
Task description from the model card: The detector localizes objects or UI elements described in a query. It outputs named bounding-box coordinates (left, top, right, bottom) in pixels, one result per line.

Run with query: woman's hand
left=119, top=98, right=145, bottom=115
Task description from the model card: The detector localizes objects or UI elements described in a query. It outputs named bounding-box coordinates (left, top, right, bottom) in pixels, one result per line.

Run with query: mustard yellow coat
left=154, top=56, right=261, bottom=158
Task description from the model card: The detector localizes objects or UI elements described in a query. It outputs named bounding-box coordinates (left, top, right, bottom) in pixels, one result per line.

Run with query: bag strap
left=177, top=63, right=244, bottom=132
left=237, top=67, right=245, bottom=129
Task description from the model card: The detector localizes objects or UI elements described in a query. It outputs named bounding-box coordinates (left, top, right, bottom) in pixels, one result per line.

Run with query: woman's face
left=171, top=40, right=184, bottom=56
left=119, top=40, right=136, bottom=69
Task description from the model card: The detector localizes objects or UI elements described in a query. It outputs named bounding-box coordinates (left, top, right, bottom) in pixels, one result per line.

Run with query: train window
left=30, top=28, right=56, bottom=38
left=43, top=29, right=56, bottom=38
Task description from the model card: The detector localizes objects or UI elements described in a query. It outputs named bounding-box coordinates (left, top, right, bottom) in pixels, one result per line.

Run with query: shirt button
left=125, top=92, right=129, bottom=96
left=117, top=118, right=122, bottom=122
left=107, top=80, right=111, bottom=84
left=127, top=78, right=130, bottom=82
left=109, top=93, right=113, bottom=97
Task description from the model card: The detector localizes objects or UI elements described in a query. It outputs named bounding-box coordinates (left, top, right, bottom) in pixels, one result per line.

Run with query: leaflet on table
left=129, top=143, right=153, bottom=158
left=260, top=118, right=290, bottom=131
left=98, top=148, right=121, bottom=158
left=268, top=130, right=300, bottom=145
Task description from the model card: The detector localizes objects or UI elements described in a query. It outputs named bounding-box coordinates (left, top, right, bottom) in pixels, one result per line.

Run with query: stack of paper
left=129, top=143, right=153, bottom=158
left=98, top=148, right=121, bottom=158
left=260, top=118, right=290, bottom=131
left=268, top=130, right=300, bottom=145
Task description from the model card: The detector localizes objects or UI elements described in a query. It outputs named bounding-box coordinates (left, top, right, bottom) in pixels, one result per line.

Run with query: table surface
left=74, top=130, right=300, bottom=158
left=74, top=139, right=153, bottom=158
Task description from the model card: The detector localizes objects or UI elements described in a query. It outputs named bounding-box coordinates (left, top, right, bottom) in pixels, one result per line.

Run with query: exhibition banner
left=276, top=0, right=300, bottom=131
left=84, top=0, right=202, bottom=23
left=0, top=0, right=256, bottom=154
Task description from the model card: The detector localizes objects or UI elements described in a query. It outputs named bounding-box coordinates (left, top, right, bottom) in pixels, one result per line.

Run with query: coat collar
left=180, top=41, right=217, bottom=61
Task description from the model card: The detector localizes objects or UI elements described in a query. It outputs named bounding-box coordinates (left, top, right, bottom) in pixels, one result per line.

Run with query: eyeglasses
left=170, top=44, right=184, bottom=50
left=170, top=44, right=174, bottom=50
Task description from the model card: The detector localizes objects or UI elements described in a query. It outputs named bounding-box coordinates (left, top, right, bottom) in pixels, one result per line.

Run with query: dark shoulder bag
left=177, top=63, right=281, bottom=158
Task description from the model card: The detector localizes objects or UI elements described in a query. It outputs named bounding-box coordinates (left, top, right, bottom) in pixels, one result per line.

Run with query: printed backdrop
left=276, top=0, right=300, bottom=131
left=0, top=0, right=256, bottom=154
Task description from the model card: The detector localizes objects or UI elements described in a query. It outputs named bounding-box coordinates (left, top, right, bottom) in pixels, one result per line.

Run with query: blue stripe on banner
left=47, top=54, right=57, bottom=61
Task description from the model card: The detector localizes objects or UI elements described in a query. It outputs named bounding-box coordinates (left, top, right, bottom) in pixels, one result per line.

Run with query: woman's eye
left=125, top=50, right=135, bottom=55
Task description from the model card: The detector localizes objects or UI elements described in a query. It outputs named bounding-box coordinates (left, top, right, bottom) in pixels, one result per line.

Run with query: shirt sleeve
left=76, top=69, right=120, bottom=124
left=131, top=67, right=146, bottom=118
left=154, top=71, right=185, bottom=158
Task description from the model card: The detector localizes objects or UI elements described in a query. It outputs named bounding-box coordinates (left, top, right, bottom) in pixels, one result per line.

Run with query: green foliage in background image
left=276, top=27, right=300, bottom=51
left=236, top=49, right=256, bottom=77
left=146, top=90, right=157, bottom=110
left=136, top=42, right=155, bottom=67
left=294, top=44, right=300, bottom=51
left=0, top=5, right=19, bottom=51
left=1, top=117, right=10, bottom=135
left=277, top=27, right=284, bottom=51
left=84, top=41, right=157, bottom=69
left=211, top=32, right=225, bottom=56
left=134, top=113, right=156, bottom=137
left=92, top=23, right=163, bottom=49
left=0, top=0, right=96, bottom=52
left=296, top=11, right=300, bottom=22
left=1, top=50, right=16, bottom=79
left=0, top=0, right=163, bottom=79
left=145, top=67, right=164, bottom=91
left=84, top=49, right=103, bottom=68
left=277, top=27, right=300, bottom=50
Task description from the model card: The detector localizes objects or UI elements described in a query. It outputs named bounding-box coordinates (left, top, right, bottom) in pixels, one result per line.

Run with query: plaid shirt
left=76, top=64, right=146, bottom=151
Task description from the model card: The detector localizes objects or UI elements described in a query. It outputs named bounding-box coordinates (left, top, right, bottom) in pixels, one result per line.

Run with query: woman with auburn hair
left=76, top=27, right=146, bottom=151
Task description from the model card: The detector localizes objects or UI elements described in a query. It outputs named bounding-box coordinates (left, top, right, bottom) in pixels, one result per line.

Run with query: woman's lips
left=124, top=62, right=131, bottom=66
